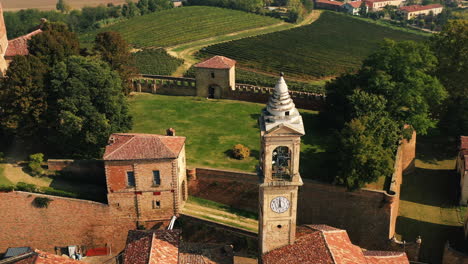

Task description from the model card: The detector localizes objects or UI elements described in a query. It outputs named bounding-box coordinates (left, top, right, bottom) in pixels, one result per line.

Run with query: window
left=211, top=72, right=215, bottom=78
left=285, top=111, right=290, bottom=116
left=127, top=171, right=135, bottom=187
left=272, top=146, right=291, bottom=180
left=152, top=200, right=161, bottom=209
left=153, top=171, right=161, bottom=186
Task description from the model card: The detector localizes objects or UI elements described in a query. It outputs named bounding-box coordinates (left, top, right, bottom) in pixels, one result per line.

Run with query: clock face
left=270, top=196, right=290, bottom=213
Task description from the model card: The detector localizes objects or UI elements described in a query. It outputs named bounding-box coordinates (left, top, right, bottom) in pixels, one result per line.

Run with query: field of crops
left=80, top=6, right=282, bottom=48
left=198, top=11, right=427, bottom=79
left=133, top=48, right=184, bottom=75
left=2, top=0, right=132, bottom=11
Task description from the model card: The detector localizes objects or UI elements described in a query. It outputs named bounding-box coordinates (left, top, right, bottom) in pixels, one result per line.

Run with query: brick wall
left=0, top=192, right=135, bottom=254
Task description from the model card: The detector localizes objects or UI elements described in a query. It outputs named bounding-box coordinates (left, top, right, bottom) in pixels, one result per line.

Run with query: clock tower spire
left=258, top=73, right=305, bottom=255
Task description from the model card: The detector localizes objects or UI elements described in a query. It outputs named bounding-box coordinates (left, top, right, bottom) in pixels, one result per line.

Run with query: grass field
left=396, top=134, right=467, bottom=264
left=80, top=6, right=282, bottom=48
left=134, top=48, right=184, bottom=75
left=0, top=164, right=13, bottom=185
left=198, top=11, right=427, bottom=80
left=129, top=93, right=335, bottom=179
left=1, top=0, right=133, bottom=11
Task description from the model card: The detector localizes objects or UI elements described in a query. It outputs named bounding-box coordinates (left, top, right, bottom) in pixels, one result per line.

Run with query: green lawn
left=396, top=134, right=467, bottom=264
left=128, top=93, right=334, bottom=179
left=79, top=6, right=282, bottom=48
left=198, top=11, right=427, bottom=80
left=0, top=164, right=12, bottom=185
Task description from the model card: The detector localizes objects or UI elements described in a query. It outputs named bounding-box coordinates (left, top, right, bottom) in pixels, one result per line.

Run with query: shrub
left=16, top=182, right=38, bottom=192
left=28, top=153, right=45, bottom=177
left=0, top=152, right=4, bottom=162
left=232, top=144, right=250, bottom=160
left=32, top=197, right=53, bottom=208
left=0, top=184, right=14, bottom=192
left=41, top=187, right=78, bottom=198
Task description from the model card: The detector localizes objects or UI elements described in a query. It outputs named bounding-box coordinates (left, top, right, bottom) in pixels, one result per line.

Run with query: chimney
left=166, top=128, right=176, bottom=136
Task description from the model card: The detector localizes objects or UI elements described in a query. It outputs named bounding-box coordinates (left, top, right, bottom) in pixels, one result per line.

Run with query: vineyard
left=198, top=11, right=426, bottom=80
left=80, top=6, right=282, bottom=48
left=133, top=48, right=184, bottom=75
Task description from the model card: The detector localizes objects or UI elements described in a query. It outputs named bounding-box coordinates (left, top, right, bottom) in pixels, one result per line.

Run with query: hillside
left=198, top=11, right=427, bottom=80
left=79, top=6, right=282, bottom=48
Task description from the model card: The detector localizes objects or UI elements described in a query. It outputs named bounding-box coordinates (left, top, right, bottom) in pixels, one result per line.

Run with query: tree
left=47, top=56, right=132, bottom=158
left=94, top=31, right=138, bottom=95
left=122, top=0, right=140, bottom=17
left=56, top=0, right=71, bottom=13
left=137, top=0, right=150, bottom=15
left=0, top=56, right=47, bottom=140
left=431, top=20, right=468, bottom=135
left=27, top=22, right=80, bottom=67
left=359, top=1, right=367, bottom=16
left=335, top=117, right=395, bottom=190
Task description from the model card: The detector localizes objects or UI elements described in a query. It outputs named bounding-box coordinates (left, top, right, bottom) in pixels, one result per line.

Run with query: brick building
left=365, top=0, right=404, bottom=11
left=103, top=131, right=188, bottom=226
left=314, top=0, right=344, bottom=11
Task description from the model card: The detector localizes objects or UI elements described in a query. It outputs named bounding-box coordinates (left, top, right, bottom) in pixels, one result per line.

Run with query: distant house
left=315, top=0, right=344, bottom=11
left=457, top=136, right=468, bottom=205
left=343, top=1, right=367, bottom=15
left=172, top=0, right=183, bottom=7
left=399, top=4, right=444, bottom=20
left=365, top=0, right=404, bottom=11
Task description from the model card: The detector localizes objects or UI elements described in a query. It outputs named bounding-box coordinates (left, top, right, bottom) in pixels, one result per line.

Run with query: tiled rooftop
left=194, top=56, right=236, bottom=69
left=103, top=133, right=185, bottom=161
left=399, top=4, right=443, bottom=12
left=4, top=29, right=42, bottom=58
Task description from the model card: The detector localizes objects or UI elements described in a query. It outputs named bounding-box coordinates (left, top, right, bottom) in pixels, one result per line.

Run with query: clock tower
left=258, top=73, right=305, bottom=255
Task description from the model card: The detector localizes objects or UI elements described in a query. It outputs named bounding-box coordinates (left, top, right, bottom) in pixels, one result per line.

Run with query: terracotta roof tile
left=33, top=250, right=83, bottom=264
left=461, top=136, right=468, bottom=150
left=263, top=225, right=409, bottom=264
left=103, top=133, right=185, bottom=161
left=347, top=1, right=364, bottom=8
left=5, top=29, right=42, bottom=58
left=124, top=230, right=181, bottom=264
left=179, top=243, right=233, bottom=264
left=364, top=251, right=409, bottom=264
left=315, top=0, right=345, bottom=6
left=399, top=4, right=443, bottom=12
left=194, top=56, right=236, bottom=69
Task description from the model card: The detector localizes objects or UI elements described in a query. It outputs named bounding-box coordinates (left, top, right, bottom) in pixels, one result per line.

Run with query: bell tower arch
left=258, top=73, right=305, bottom=255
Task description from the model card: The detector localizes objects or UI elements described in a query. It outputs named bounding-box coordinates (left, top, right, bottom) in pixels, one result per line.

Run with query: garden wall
left=188, top=133, right=416, bottom=250
left=0, top=191, right=135, bottom=254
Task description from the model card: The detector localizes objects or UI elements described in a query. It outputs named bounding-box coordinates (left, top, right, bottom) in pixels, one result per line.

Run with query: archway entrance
left=208, top=86, right=215, bottom=98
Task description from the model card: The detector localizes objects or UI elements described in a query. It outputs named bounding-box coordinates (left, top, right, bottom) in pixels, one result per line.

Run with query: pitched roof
left=263, top=225, right=409, bottom=264
left=103, top=133, right=185, bottom=161
left=124, top=230, right=180, bottom=264
left=347, top=1, right=364, bottom=8
left=4, top=29, right=42, bottom=58
left=194, top=56, right=236, bottom=69
left=123, top=230, right=233, bottom=264
left=399, top=4, right=443, bottom=12
left=315, top=0, right=344, bottom=6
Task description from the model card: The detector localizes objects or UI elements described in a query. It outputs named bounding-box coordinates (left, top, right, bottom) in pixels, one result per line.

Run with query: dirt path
left=182, top=201, right=258, bottom=232
left=166, top=10, right=322, bottom=77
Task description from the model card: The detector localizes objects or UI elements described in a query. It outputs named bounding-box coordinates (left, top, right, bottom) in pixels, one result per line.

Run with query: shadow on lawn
left=401, top=167, right=459, bottom=207
left=416, top=134, right=457, bottom=165
left=396, top=216, right=466, bottom=264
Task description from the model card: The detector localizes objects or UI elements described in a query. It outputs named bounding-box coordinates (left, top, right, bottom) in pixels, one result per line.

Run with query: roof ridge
left=103, top=135, right=136, bottom=159
left=149, top=232, right=156, bottom=263
left=320, top=231, right=337, bottom=264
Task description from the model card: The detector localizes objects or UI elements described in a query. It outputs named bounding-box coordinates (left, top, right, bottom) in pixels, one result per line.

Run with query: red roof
left=124, top=230, right=180, bottom=264
left=461, top=136, right=468, bottom=150
left=194, top=56, right=236, bottom=69
left=5, top=29, right=42, bottom=58
left=263, top=225, right=409, bottom=264
left=347, top=1, right=364, bottom=8
left=315, top=0, right=344, bottom=6
left=399, top=4, right=443, bottom=12
left=103, top=133, right=185, bottom=161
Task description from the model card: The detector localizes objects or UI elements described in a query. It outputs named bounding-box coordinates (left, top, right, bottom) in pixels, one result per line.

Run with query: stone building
left=103, top=131, right=188, bottom=226
left=399, top=4, right=444, bottom=20
left=365, top=0, right=404, bottom=11
left=0, top=3, right=9, bottom=76
left=194, top=56, right=236, bottom=99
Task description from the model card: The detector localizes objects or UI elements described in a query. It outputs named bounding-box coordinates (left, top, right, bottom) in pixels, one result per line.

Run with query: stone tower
left=194, top=56, right=236, bottom=99
left=258, top=73, right=305, bottom=255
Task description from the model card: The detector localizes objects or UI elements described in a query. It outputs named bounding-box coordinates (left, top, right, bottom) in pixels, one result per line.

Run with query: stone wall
left=131, top=76, right=326, bottom=111
left=0, top=3, right=9, bottom=75
left=0, top=191, right=135, bottom=254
